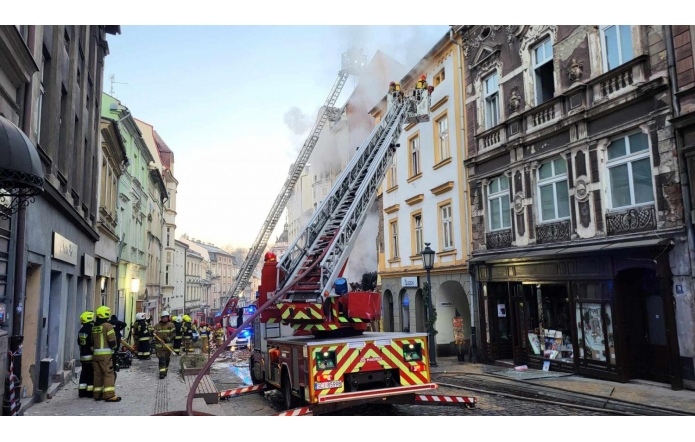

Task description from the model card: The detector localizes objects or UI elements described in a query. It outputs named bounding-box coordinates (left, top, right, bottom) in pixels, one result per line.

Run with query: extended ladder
left=221, top=51, right=364, bottom=314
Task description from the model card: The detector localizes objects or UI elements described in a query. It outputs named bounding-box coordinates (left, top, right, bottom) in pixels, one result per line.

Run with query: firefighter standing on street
left=214, top=324, right=225, bottom=348
left=182, top=314, right=193, bottom=353
left=173, top=315, right=183, bottom=355
left=200, top=322, right=210, bottom=353
left=92, top=306, right=121, bottom=402
left=133, top=312, right=151, bottom=359
left=77, top=311, right=95, bottom=398
left=153, top=311, right=175, bottom=379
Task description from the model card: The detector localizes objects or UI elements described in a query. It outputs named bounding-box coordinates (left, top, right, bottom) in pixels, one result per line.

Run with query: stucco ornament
left=575, top=178, right=590, bottom=202
left=568, top=58, right=584, bottom=83
left=514, top=193, right=524, bottom=214
left=509, top=90, right=522, bottom=114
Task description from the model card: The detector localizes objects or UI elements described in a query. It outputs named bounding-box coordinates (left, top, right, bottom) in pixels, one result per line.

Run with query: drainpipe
left=665, top=25, right=695, bottom=278
left=450, top=27, right=478, bottom=362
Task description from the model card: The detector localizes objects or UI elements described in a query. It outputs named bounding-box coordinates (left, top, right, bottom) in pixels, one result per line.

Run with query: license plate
left=314, top=380, right=343, bottom=390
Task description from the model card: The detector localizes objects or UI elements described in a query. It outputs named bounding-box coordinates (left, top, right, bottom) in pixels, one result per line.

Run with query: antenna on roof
left=110, top=74, right=128, bottom=96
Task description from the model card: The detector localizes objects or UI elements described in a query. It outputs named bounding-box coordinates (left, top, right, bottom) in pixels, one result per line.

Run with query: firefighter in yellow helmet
left=172, top=315, right=183, bottom=355
left=214, top=323, right=225, bottom=348
left=416, top=74, right=428, bottom=90
left=153, top=311, right=176, bottom=379
left=182, top=314, right=193, bottom=353
left=77, top=311, right=95, bottom=398
left=92, top=306, right=120, bottom=401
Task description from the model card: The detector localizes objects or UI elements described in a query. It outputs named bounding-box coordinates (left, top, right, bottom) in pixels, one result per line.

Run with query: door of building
left=486, top=282, right=513, bottom=362
left=511, top=284, right=530, bottom=365
left=617, top=268, right=671, bottom=383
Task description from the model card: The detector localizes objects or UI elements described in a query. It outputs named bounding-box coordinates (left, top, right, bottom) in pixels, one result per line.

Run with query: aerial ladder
left=186, top=75, right=476, bottom=416
left=219, top=49, right=368, bottom=317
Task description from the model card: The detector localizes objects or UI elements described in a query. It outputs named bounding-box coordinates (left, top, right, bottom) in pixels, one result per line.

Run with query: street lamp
left=421, top=242, right=437, bottom=367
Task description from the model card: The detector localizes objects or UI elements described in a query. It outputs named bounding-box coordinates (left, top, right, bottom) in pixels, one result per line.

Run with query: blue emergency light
left=247, top=306, right=256, bottom=314
left=242, top=330, right=250, bottom=337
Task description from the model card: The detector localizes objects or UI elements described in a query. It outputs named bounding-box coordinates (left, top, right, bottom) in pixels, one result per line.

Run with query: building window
left=433, top=69, right=445, bottom=86
left=484, top=72, right=500, bottom=129
left=606, top=132, right=654, bottom=209
left=488, top=176, right=511, bottom=231
left=413, top=214, right=424, bottom=255
left=441, top=204, right=454, bottom=250
left=532, top=38, right=555, bottom=105
left=436, top=115, right=450, bottom=161
left=601, top=25, right=633, bottom=71
left=34, top=56, right=46, bottom=143
left=165, top=265, right=170, bottom=285
left=166, top=227, right=171, bottom=247
left=537, top=158, right=570, bottom=222
left=388, top=153, right=397, bottom=188
left=410, top=135, right=420, bottom=177
left=390, top=220, right=399, bottom=259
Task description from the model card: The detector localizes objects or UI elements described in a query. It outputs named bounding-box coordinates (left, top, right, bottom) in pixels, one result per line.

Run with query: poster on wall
left=453, top=317, right=465, bottom=345
left=497, top=304, right=506, bottom=317
left=528, top=333, right=541, bottom=355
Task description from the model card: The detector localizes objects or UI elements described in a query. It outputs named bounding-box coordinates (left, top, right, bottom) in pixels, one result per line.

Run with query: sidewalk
left=432, top=357, right=695, bottom=414
left=24, top=356, right=223, bottom=416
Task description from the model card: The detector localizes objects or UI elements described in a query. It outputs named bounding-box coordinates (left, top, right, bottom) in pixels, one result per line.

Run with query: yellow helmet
left=96, top=305, right=111, bottom=319
left=80, top=311, right=94, bottom=324
left=182, top=314, right=191, bottom=323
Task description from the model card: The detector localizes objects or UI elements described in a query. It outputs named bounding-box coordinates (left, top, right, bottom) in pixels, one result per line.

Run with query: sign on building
left=401, top=277, right=419, bottom=288
left=52, top=232, right=78, bottom=265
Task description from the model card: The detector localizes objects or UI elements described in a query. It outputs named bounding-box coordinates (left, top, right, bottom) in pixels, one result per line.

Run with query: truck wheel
left=282, top=371, right=298, bottom=410
left=249, top=355, right=262, bottom=385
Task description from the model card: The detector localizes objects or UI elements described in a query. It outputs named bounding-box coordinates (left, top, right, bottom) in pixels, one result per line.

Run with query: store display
left=528, top=333, right=541, bottom=355
left=580, top=303, right=606, bottom=362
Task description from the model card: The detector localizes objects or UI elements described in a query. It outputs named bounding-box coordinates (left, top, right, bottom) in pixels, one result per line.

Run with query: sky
left=103, top=25, right=449, bottom=248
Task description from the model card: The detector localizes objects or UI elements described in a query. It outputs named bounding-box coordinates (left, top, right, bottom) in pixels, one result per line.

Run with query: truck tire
left=282, top=370, right=298, bottom=410
left=249, top=355, right=262, bottom=385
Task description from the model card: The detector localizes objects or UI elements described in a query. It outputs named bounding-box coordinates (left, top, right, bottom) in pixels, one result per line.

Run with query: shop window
left=488, top=176, right=511, bottom=231
left=606, top=132, right=654, bottom=209
left=532, top=38, right=555, bottom=105
left=523, top=285, right=574, bottom=363
left=537, top=158, right=570, bottom=222
left=576, top=302, right=615, bottom=364
left=600, top=25, right=633, bottom=72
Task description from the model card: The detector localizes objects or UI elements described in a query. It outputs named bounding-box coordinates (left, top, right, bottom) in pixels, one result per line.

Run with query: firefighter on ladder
left=133, top=312, right=151, bottom=359
left=77, top=311, right=94, bottom=398
left=182, top=315, right=193, bottom=353
left=153, top=311, right=175, bottom=379
left=92, top=306, right=121, bottom=402
left=173, top=315, right=183, bottom=355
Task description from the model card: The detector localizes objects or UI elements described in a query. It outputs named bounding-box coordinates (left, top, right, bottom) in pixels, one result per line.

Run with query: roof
left=153, top=130, right=174, bottom=169
left=186, top=249, right=203, bottom=258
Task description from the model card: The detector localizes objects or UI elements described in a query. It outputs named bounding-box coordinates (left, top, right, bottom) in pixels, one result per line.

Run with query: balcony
left=486, top=229, right=512, bottom=250
left=605, top=205, right=656, bottom=236
left=590, top=55, right=647, bottom=104
left=477, top=126, right=505, bottom=152
left=526, top=98, right=562, bottom=134
left=535, top=220, right=571, bottom=244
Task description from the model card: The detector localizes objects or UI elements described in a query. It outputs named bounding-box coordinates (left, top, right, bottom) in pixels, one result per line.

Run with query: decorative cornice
left=431, top=181, right=455, bottom=196
left=405, top=194, right=425, bottom=206
left=386, top=185, right=399, bottom=194
left=430, top=96, right=449, bottom=113
left=384, top=204, right=400, bottom=214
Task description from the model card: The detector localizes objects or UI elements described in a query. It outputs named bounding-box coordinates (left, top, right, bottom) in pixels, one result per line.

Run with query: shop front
left=472, top=239, right=683, bottom=389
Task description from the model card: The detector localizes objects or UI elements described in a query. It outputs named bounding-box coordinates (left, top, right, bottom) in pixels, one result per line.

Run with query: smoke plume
left=283, top=106, right=312, bottom=135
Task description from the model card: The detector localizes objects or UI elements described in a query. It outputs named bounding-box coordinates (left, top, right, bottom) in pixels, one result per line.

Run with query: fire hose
left=152, top=332, right=176, bottom=354
left=119, top=340, right=136, bottom=354
left=185, top=237, right=336, bottom=415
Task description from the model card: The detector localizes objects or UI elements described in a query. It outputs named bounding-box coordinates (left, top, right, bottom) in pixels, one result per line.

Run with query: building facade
left=454, top=25, right=691, bottom=390
left=0, top=25, right=119, bottom=405
left=170, top=239, right=188, bottom=315
left=94, top=116, right=128, bottom=311
left=184, top=248, right=205, bottom=319
left=374, top=34, right=473, bottom=357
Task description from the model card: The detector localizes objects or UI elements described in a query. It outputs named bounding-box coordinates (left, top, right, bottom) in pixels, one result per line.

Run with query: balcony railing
left=591, top=55, right=647, bottom=103
left=486, top=229, right=512, bottom=250
left=536, top=219, right=571, bottom=244
left=605, top=205, right=656, bottom=236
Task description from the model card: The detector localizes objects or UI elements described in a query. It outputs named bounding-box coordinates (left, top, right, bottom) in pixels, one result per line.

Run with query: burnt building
left=452, top=25, right=693, bottom=390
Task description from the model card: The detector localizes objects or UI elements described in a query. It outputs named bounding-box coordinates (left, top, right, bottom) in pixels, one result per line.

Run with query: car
left=231, top=328, right=252, bottom=351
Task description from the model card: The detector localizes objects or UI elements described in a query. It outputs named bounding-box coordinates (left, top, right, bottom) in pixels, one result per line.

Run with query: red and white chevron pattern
left=6, top=351, right=18, bottom=416
left=415, top=394, right=476, bottom=404
left=274, top=407, right=312, bottom=416
left=219, top=384, right=266, bottom=398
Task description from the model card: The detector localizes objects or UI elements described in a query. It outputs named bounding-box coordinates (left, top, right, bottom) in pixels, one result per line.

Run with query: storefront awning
left=468, top=237, right=671, bottom=264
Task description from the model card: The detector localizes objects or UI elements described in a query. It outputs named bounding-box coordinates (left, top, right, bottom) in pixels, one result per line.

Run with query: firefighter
left=173, top=315, right=183, bottom=355
left=389, top=81, right=396, bottom=93
left=133, top=312, right=151, bottom=359
left=77, top=311, right=95, bottom=398
left=416, top=74, right=428, bottom=89
left=200, top=322, right=210, bottom=353
left=182, top=315, right=193, bottom=353
left=214, top=324, right=225, bottom=348
left=92, top=306, right=120, bottom=402
left=153, top=311, right=175, bottom=379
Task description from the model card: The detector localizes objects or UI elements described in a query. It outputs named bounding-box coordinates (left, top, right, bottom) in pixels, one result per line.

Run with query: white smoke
left=345, top=199, right=379, bottom=283
left=283, top=106, right=312, bottom=135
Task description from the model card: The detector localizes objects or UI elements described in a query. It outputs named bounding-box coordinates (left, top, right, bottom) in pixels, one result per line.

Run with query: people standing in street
left=92, top=306, right=121, bottom=402
left=182, top=315, right=193, bottom=353
left=214, top=324, right=225, bottom=348
left=200, top=322, right=210, bottom=353
left=133, top=313, right=151, bottom=359
left=77, top=311, right=95, bottom=398
left=153, top=311, right=175, bottom=379
left=173, top=316, right=183, bottom=355
left=109, top=315, right=127, bottom=349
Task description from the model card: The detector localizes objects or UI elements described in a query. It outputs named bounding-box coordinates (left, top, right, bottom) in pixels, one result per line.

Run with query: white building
left=168, top=239, right=188, bottom=316
left=374, top=34, right=473, bottom=357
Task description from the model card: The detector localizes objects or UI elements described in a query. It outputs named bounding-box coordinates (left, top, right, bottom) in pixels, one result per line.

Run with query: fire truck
left=186, top=50, right=475, bottom=416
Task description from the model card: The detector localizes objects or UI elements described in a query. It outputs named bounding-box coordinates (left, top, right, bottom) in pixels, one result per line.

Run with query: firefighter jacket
left=214, top=328, right=224, bottom=338
left=92, top=318, right=117, bottom=357
left=173, top=322, right=183, bottom=339
left=134, top=319, right=151, bottom=339
left=183, top=322, right=193, bottom=338
left=153, top=320, right=176, bottom=348
left=78, top=323, right=94, bottom=362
